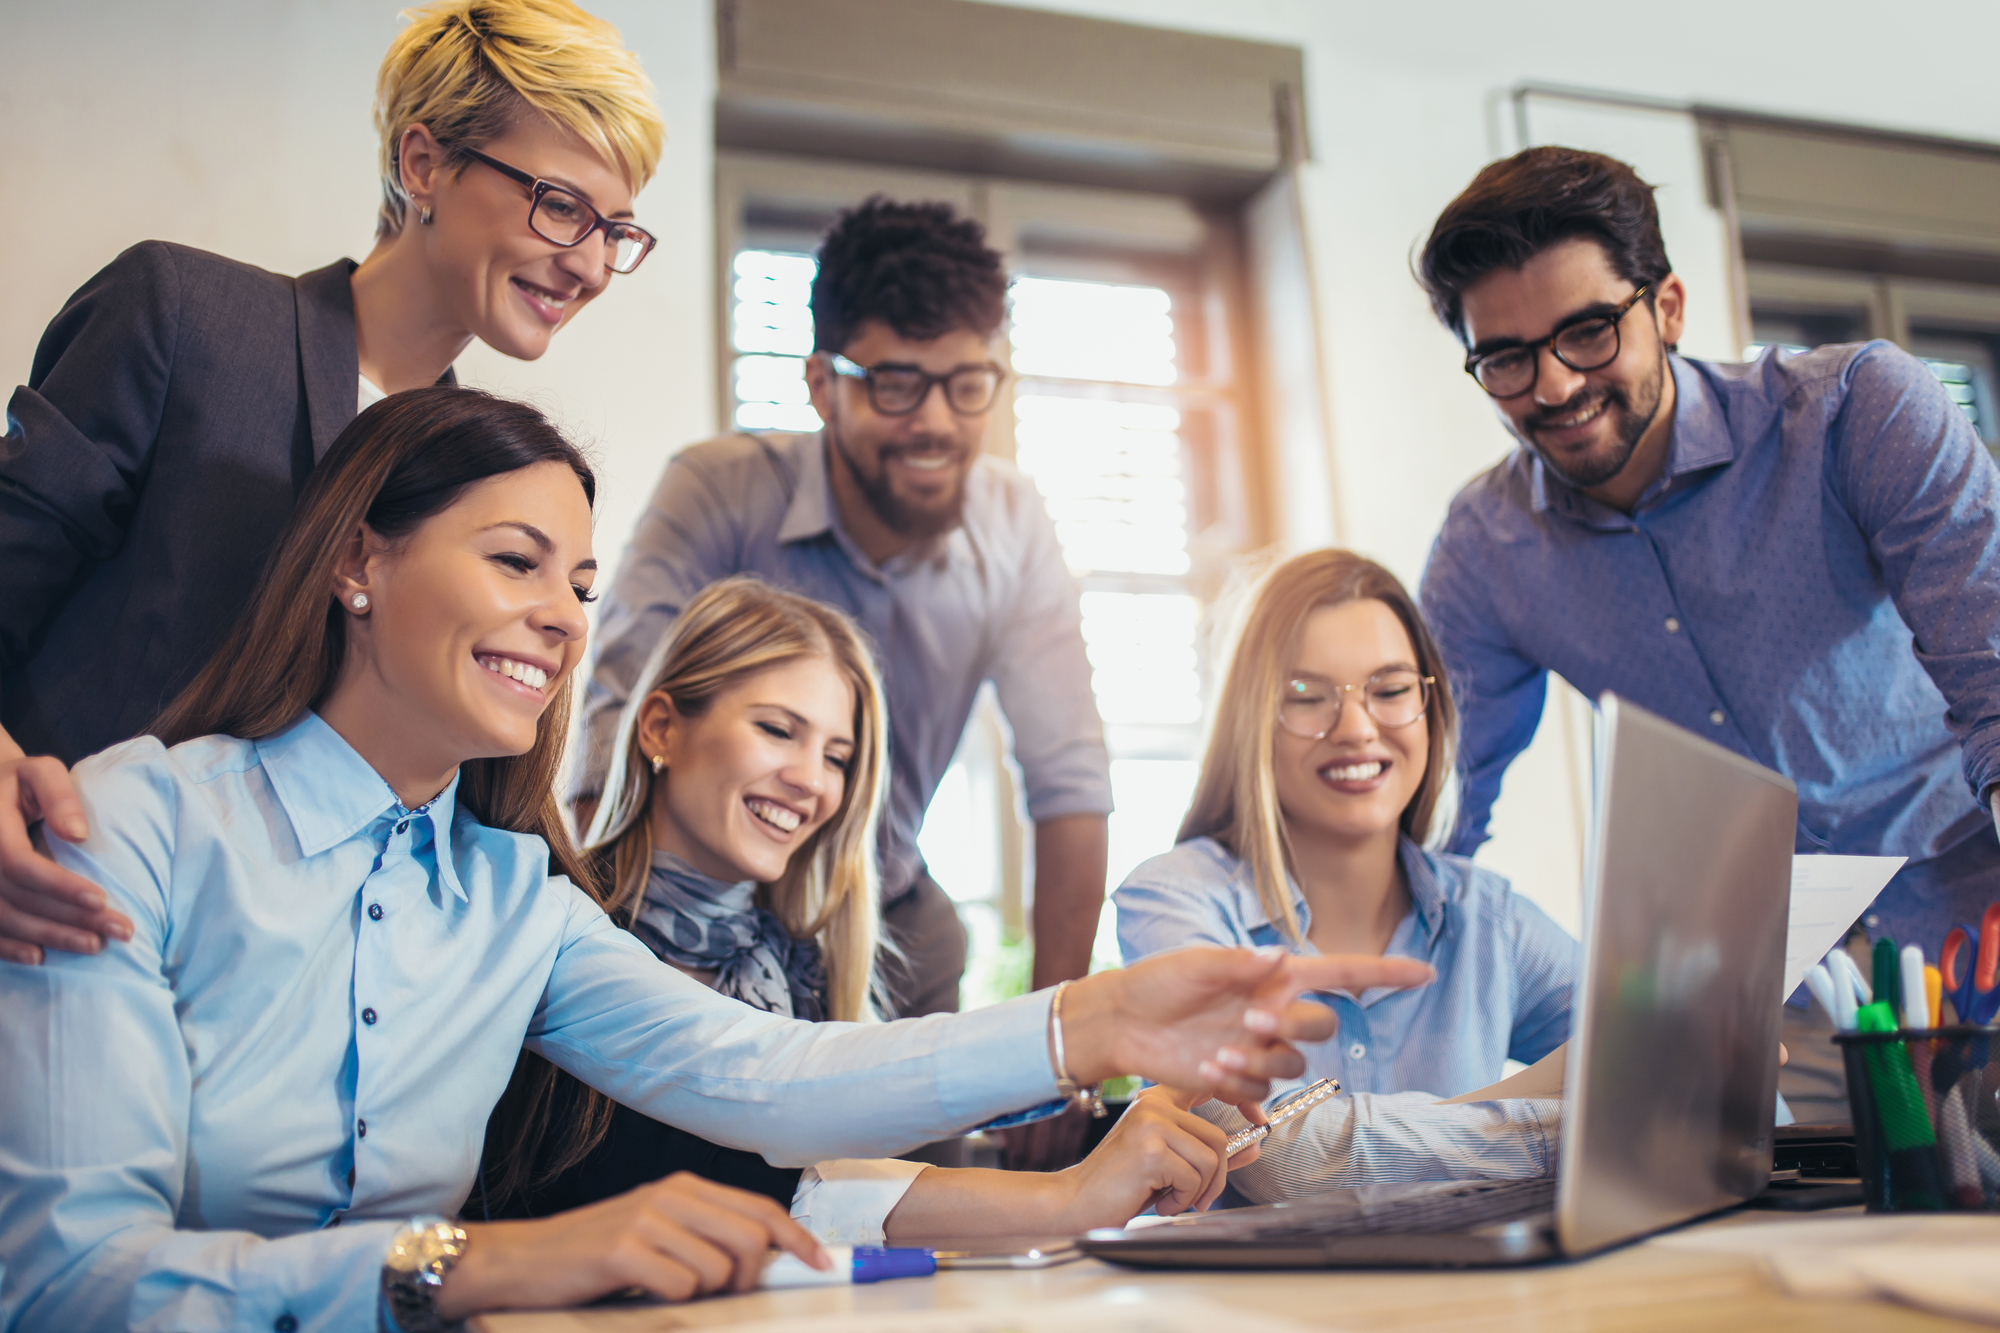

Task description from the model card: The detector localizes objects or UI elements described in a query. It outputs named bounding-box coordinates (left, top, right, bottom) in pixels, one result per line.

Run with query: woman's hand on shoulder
left=434, top=1171, right=828, bottom=1318
left=0, top=750, right=130, bottom=964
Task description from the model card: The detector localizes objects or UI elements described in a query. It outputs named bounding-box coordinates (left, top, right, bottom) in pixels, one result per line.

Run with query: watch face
left=388, top=1219, right=467, bottom=1278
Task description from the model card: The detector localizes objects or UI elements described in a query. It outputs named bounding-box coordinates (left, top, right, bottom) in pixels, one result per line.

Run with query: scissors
left=1939, top=902, right=2000, bottom=1025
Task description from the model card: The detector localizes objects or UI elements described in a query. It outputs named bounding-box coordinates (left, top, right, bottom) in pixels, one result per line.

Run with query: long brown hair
left=1178, top=549, right=1459, bottom=944
left=150, top=384, right=601, bottom=1208
left=584, top=577, right=888, bottom=1023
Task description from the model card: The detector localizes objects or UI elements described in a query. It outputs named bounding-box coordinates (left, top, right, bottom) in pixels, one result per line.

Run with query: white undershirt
left=357, top=374, right=387, bottom=413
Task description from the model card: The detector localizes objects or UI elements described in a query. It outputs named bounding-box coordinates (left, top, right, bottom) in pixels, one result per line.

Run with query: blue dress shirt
left=1421, top=345, right=2000, bottom=948
left=0, top=713, right=1059, bottom=1333
left=575, top=430, right=1112, bottom=901
left=1115, top=836, right=1576, bottom=1099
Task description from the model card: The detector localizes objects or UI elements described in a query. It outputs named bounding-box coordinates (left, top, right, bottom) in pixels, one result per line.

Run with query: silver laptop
left=1079, top=694, right=1798, bottom=1268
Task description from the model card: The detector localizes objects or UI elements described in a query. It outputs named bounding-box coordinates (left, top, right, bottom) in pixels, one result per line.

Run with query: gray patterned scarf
left=630, top=850, right=825, bottom=1021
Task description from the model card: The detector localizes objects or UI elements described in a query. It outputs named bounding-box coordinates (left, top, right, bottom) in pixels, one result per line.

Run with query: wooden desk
left=473, top=1208, right=1986, bottom=1333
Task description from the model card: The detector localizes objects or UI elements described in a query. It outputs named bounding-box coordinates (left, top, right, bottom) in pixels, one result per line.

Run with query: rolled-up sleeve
left=986, top=480, right=1112, bottom=824
left=528, top=888, right=1062, bottom=1166
left=1829, top=344, right=2000, bottom=805
left=1200, top=1093, right=1560, bottom=1205
left=0, top=778, right=395, bottom=1333
left=789, top=1159, right=929, bottom=1245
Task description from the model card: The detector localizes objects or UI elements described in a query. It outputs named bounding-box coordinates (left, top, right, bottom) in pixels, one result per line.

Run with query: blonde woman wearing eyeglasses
left=0, top=0, right=664, bottom=965
left=1114, top=549, right=1580, bottom=1200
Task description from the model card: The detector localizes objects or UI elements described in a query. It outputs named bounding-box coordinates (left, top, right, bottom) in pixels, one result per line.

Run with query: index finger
left=683, top=1174, right=828, bottom=1272
left=1280, top=954, right=1434, bottom=998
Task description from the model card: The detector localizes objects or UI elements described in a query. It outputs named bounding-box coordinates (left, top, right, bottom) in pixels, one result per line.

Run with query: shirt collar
left=255, top=711, right=467, bottom=902
left=776, top=430, right=976, bottom=572
left=1527, top=354, right=1738, bottom=522
left=777, top=431, right=838, bottom=545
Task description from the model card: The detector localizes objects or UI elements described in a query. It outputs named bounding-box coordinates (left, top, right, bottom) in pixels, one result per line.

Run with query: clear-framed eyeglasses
left=1462, top=285, right=1650, bottom=399
left=1277, top=669, right=1435, bottom=740
left=461, top=147, right=657, bottom=275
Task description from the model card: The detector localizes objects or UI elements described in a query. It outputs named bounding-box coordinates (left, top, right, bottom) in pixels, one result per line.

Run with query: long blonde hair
left=585, top=577, right=888, bottom=1023
left=374, top=0, right=665, bottom=237
left=1178, top=549, right=1459, bottom=944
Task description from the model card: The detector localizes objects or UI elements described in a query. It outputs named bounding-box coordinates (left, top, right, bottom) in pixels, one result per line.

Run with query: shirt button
left=368, top=903, right=383, bottom=921
left=362, top=1007, right=378, bottom=1025
left=357, top=1118, right=368, bottom=1138
left=1349, top=1043, right=1366, bottom=1059
left=1664, top=617, right=1680, bottom=633
left=1709, top=709, right=1725, bottom=726
left=275, top=1317, right=298, bottom=1333
left=395, top=820, right=409, bottom=834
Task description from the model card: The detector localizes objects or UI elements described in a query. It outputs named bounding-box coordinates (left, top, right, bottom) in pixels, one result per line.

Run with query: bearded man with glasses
left=576, top=201, right=1111, bottom=1089
left=1415, top=146, right=2000, bottom=1122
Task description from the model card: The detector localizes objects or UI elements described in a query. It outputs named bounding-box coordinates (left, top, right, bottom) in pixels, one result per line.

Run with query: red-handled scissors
left=1940, top=902, right=2000, bottom=1025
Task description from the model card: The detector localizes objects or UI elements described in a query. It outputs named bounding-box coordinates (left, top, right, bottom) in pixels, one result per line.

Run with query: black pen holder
left=1835, top=1025, right=2000, bottom=1212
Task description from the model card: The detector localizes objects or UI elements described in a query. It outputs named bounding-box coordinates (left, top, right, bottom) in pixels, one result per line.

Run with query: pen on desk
left=1899, top=944, right=1929, bottom=1030
left=761, top=1246, right=936, bottom=1288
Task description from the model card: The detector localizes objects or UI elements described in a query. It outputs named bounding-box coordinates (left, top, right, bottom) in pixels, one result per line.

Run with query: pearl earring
left=649, top=754, right=665, bottom=775
left=418, top=205, right=433, bottom=226
left=351, top=593, right=369, bottom=611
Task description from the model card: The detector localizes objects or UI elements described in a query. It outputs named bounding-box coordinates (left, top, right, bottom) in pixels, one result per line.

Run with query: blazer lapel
left=293, top=259, right=361, bottom=464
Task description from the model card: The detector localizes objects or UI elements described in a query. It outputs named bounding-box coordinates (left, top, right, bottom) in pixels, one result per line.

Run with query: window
left=716, top=155, right=1260, bottom=1003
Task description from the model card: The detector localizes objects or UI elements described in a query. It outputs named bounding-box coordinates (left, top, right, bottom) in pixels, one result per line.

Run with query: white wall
left=10, top=0, right=1999, bottom=930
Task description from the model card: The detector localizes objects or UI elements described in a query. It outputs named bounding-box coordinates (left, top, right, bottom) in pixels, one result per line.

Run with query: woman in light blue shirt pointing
left=1115, top=549, right=1577, bottom=1200
left=0, top=389, right=1432, bottom=1333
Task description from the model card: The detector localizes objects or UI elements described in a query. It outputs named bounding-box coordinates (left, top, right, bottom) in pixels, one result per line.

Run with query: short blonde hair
left=1179, top=550, right=1460, bottom=945
left=373, top=0, right=665, bottom=238
left=586, top=577, right=889, bottom=1024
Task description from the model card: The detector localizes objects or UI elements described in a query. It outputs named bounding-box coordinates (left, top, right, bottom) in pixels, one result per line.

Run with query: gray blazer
left=1, top=242, right=375, bottom=765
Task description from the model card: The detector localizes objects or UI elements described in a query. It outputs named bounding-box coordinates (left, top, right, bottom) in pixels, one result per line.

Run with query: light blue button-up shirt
left=577, top=430, right=1112, bottom=900
left=0, top=713, right=1058, bottom=1333
left=1116, top=836, right=1575, bottom=1099
left=1422, top=344, right=2000, bottom=948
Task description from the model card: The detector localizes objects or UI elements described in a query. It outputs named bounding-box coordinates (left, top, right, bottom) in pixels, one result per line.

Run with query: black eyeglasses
left=462, top=148, right=657, bottom=275
left=823, top=353, right=1006, bottom=416
left=1463, top=286, right=1651, bottom=399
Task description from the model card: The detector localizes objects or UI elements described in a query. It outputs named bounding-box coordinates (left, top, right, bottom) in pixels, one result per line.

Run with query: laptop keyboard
left=1134, top=1176, right=1558, bottom=1241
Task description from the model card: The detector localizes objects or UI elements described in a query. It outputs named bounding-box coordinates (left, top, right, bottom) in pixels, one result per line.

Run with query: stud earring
left=649, top=754, right=665, bottom=775
left=418, top=205, right=433, bottom=226
left=351, top=593, right=369, bottom=611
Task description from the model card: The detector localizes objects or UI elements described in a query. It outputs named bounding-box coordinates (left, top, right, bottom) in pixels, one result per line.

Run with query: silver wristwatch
left=380, top=1215, right=469, bottom=1333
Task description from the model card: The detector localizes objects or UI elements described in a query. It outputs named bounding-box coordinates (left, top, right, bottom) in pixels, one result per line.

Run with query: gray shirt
left=578, top=430, right=1113, bottom=901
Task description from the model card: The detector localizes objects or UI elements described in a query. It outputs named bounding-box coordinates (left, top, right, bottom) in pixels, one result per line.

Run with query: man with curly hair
left=577, top=199, right=1111, bottom=1036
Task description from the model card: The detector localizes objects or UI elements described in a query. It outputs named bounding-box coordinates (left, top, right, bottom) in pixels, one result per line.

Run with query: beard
left=1516, top=357, right=1666, bottom=491
left=829, top=419, right=970, bottom=541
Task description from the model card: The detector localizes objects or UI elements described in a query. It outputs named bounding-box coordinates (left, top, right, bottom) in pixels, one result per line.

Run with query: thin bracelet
left=1048, top=980, right=1107, bottom=1118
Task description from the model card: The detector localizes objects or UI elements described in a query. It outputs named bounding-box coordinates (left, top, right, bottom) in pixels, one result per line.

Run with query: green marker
left=1855, top=1001, right=1943, bottom=1209
left=1872, top=937, right=1902, bottom=1022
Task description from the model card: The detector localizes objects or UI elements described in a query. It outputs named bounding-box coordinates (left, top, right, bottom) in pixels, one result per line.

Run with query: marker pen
left=761, top=1245, right=937, bottom=1288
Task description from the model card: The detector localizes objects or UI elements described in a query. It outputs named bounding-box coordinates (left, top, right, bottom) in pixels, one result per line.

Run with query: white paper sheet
left=1784, top=854, right=1904, bottom=999
left=1437, top=854, right=1904, bottom=1106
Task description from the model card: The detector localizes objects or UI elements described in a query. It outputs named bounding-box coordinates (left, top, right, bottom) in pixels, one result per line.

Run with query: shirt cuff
left=790, top=1159, right=930, bottom=1244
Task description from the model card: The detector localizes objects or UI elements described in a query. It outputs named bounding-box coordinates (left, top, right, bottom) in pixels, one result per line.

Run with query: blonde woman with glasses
left=485, top=575, right=1283, bottom=1245
left=1114, top=549, right=1579, bottom=1201
left=0, top=0, right=665, bottom=965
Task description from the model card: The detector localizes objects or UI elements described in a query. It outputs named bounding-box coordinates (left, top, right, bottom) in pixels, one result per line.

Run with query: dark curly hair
left=1418, top=146, right=1672, bottom=345
left=810, top=197, right=1008, bottom=353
